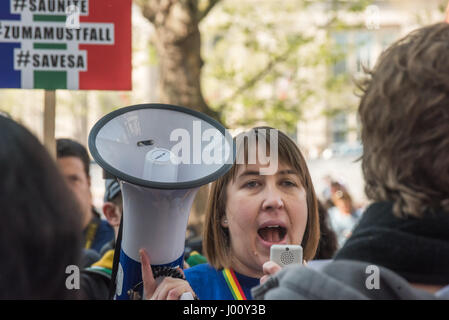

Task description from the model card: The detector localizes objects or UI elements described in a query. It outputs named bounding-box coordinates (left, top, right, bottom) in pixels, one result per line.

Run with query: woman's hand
left=260, top=260, right=308, bottom=284
left=140, top=248, right=196, bottom=300
left=260, top=261, right=282, bottom=285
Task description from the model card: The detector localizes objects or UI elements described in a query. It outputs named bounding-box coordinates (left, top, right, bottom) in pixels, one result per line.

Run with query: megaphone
left=88, top=103, right=234, bottom=299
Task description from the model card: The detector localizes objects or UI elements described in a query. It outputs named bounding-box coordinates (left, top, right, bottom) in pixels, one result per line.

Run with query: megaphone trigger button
left=137, top=139, right=155, bottom=147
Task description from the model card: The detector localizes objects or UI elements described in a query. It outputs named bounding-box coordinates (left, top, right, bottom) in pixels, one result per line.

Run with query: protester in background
left=81, top=178, right=122, bottom=299
left=320, top=175, right=335, bottom=210
left=327, top=182, right=362, bottom=248
left=56, top=139, right=114, bottom=254
left=0, top=116, right=82, bottom=299
left=140, top=127, right=321, bottom=300
left=314, top=201, right=338, bottom=260
left=253, top=22, right=449, bottom=299
left=334, top=22, right=449, bottom=295
left=185, top=222, right=208, bottom=267
left=184, top=233, right=208, bottom=267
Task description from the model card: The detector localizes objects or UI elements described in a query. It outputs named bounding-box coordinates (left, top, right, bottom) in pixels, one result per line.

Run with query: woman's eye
left=281, top=180, right=296, bottom=187
left=244, top=181, right=260, bottom=188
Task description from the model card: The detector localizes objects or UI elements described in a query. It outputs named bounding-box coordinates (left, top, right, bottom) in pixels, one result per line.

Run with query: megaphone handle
left=152, top=267, right=195, bottom=300
left=152, top=266, right=185, bottom=279
left=151, top=277, right=196, bottom=300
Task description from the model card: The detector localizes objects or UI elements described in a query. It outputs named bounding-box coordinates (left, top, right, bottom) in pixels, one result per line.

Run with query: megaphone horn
left=88, top=104, right=234, bottom=300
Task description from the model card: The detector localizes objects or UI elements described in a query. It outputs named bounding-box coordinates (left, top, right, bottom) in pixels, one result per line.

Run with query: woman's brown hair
left=203, top=127, right=320, bottom=270
left=358, top=23, right=449, bottom=218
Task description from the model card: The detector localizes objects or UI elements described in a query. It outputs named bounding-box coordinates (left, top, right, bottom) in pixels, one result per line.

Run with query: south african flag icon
left=0, top=0, right=132, bottom=90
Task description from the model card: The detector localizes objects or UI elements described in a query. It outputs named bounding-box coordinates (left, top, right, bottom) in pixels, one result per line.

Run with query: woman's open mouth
left=257, top=225, right=287, bottom=244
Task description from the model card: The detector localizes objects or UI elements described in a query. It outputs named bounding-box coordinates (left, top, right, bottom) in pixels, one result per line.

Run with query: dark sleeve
left=80, top=271, right=111, bottom=300
left=81, top=249, right=101, bottom=268
left=90, top=220, right=115, bottom=253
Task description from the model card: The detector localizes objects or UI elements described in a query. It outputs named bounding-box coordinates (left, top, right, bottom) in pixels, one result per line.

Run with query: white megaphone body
left=88, top=104, right=234, bottom=300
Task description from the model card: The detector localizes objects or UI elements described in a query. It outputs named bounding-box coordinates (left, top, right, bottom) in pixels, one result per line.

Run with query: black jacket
left=80, top=239, right=114, bottom=300
left=335, top=201, right=449, bottom=285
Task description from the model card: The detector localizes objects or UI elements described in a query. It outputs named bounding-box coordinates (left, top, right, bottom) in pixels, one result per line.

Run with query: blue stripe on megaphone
left=115, top=249, right=184, bottom=300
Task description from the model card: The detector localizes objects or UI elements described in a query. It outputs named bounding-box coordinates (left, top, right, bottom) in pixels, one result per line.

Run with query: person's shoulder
left=81, top=248, right=102, bottom=268
left=184, top=263, right=222, bottom=284
left=98, top=219, right=114, bottom=232
left=81, top=269, right=110, bottom=300
left=327, top=206, right=339, bottom=217
left=100, top=239, right=115, bottom=256
left=327, top=207, right=342, bottom=224
left=186, top=251, right=207, bottom=267
left=184, top=264, right=227, bottom=300
left=90, top=219, right=114, bottom=253
left=95, top=219, right=114, bottom=242
left=184, top=263, right=217, bottom=277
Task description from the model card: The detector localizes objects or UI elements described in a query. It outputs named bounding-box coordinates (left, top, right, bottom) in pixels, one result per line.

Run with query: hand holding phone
left=270, top=244, right=303, bottom=268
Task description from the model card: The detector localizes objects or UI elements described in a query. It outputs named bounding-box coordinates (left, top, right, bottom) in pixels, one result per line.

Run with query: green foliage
left=201, top=0, right=371, bottom=134
left=148, top=43, right=158, bottom=65
left=347, top=0, right=372, bottom=12
left=438, top=0, right=448, bottom=13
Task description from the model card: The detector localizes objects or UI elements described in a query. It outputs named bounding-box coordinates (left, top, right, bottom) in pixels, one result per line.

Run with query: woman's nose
left=262, top=186, right=284, bottom=211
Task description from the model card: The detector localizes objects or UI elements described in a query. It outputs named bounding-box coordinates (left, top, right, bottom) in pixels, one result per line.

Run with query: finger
left=140, top=248, right=156, bottom=299
left=152, top=278, right=194, bottom=300
left=150, top=278, right=167, bottom=300
left=260, top=275, right=269, bottom=285
left=151, top=277, right=178, bottom=300
left=167, top=288, right=182, bottom=300
left=263, top=261, right=281, bottom=276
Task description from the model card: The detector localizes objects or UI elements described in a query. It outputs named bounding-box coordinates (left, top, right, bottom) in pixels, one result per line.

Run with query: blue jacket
left=184, top=263, right=259, bottom=300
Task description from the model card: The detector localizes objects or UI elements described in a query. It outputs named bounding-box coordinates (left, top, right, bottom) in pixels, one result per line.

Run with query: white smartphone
left=270, top=244, right=303, bottom=267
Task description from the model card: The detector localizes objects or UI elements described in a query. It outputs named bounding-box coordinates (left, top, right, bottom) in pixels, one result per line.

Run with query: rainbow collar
left=222, top=268, right=247, bottom=300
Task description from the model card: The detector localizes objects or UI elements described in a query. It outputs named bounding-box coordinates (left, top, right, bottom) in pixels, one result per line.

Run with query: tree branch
left=216, top=41, right=305, bottom=112
left=135, top=0, right=156, bottom=23
left=136, top=0, right=176, bottom=24
left=198, top=0, right=221, bottom=22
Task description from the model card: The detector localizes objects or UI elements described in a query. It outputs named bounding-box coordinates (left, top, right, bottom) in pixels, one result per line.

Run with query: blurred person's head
left=330, top=182, right=354, bottom=215
left=358, top=22, right=449, bottom=218
left=56, top=138, right=93, bottom=229
left=0, top=116, right=82, bottom=299
left=203, top=127, right=320, bottom=277
left=102, top=179, right=122, bottom=239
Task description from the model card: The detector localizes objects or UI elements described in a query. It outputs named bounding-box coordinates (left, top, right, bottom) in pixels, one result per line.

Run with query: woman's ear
left=103, top=202, right=121, bottom=228
left=221, top=216, right=228, bottom=228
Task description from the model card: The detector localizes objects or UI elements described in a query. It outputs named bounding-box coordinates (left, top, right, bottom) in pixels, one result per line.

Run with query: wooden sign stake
left=44, top=90, right=56, bottom=159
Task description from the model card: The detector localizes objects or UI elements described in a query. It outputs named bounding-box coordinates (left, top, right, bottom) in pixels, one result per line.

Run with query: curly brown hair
left=358, top=23, right=449, bottom=218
